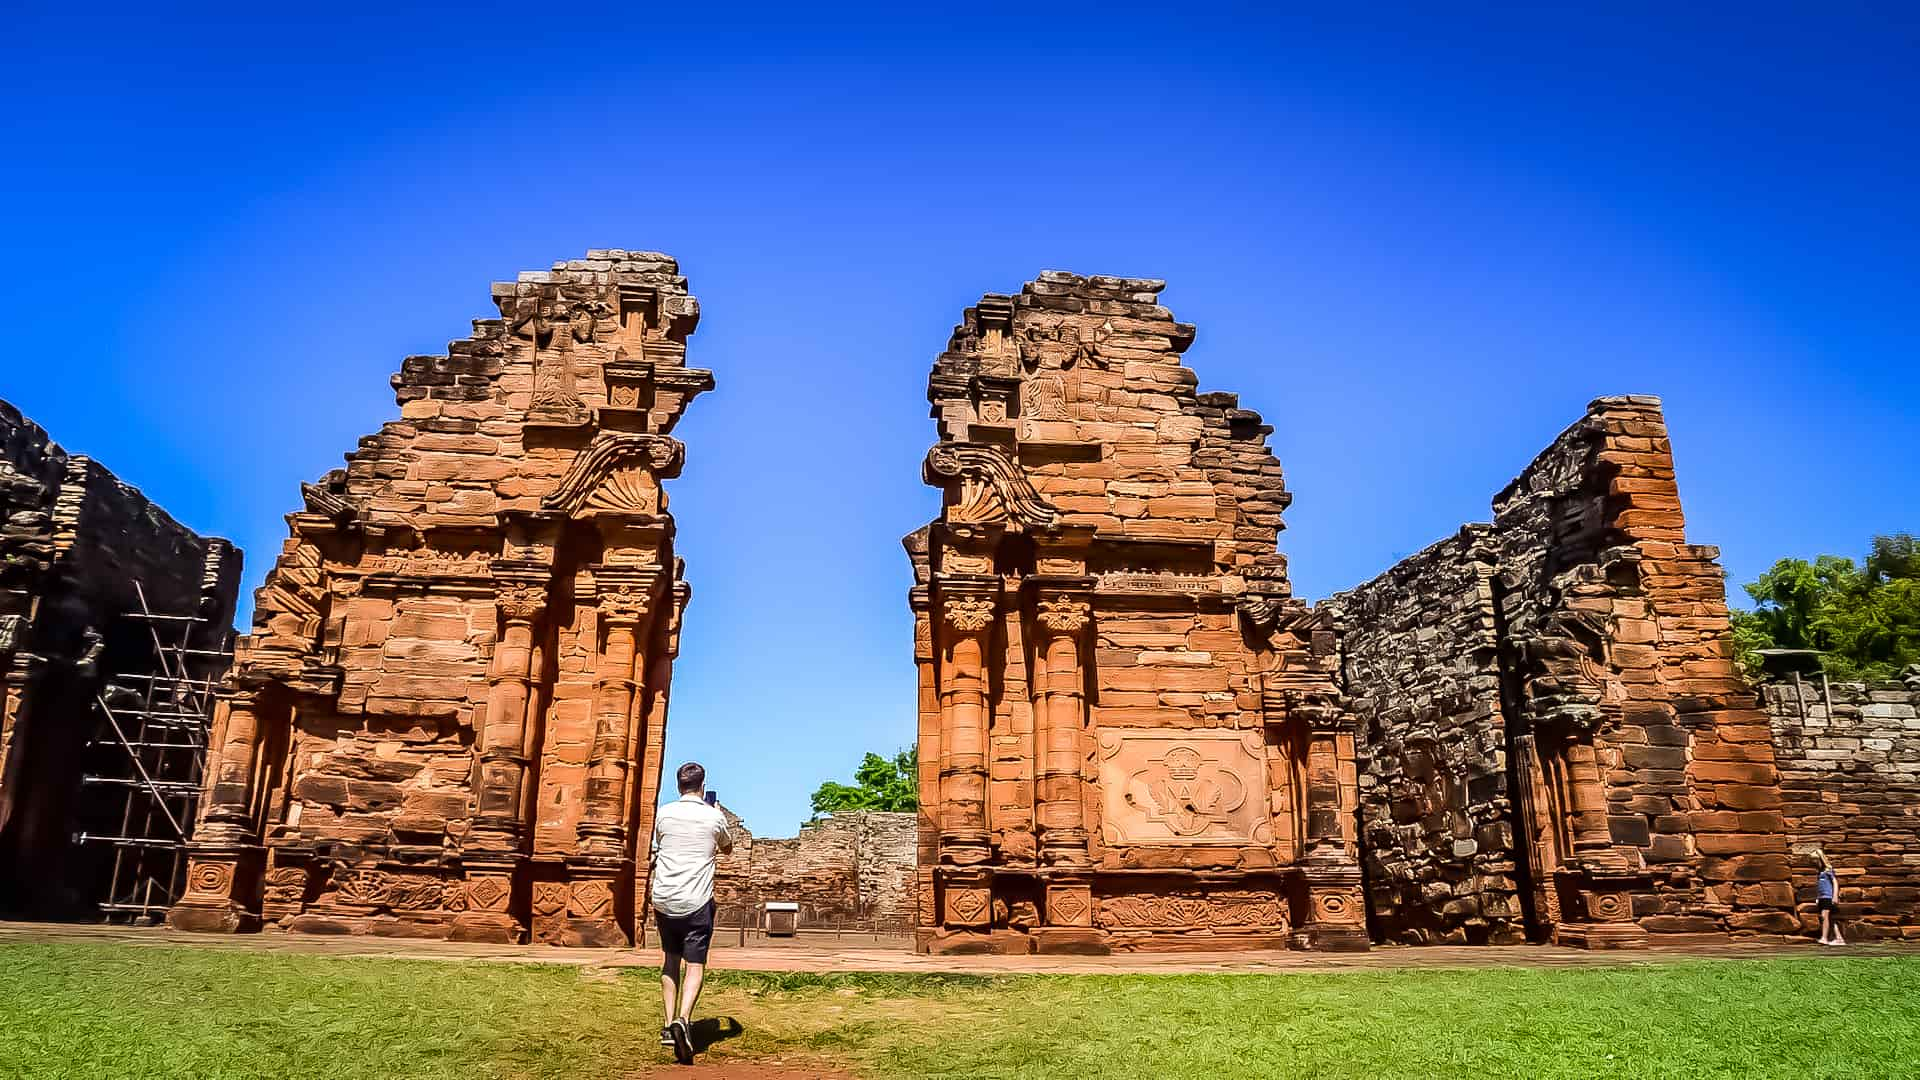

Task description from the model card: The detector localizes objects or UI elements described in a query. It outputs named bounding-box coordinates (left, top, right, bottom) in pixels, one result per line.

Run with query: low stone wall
left=714, top=809, right=916, bottom=931
left=1763, top=672, right=1920, bottom=940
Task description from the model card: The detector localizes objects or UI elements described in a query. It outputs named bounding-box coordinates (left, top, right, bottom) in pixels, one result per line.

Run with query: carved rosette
left=942, top=595, right=996, bottom=634
left=1045, top=882, right=1094, bottom=927
left=182, top=857, right=237, bottom=903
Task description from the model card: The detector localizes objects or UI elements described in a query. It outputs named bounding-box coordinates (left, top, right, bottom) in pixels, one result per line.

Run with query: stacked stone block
left=910, top=273, right=1364, bottom=954
left=1332, top=396, right=1797, bottom=945
left=713, top=809, right=917, bottom=932
left=168, top=251, right=712, bottom=946
left=1764, top=672, right=1920, bottom=939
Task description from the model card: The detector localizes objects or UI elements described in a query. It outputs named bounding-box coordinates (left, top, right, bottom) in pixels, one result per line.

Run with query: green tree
left=809, top=748, right=918, bottom=818
left=1732, top=533, right=1920, bottom=682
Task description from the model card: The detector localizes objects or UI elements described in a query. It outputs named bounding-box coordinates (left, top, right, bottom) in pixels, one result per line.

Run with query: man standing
left=650, top=761, right=732, bottom=1065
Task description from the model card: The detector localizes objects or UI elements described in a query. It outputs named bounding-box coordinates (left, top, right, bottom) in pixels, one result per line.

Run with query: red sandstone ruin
left=168, top=251, right=710, bottom=945
left=906, top=273, right=1367, bottom=954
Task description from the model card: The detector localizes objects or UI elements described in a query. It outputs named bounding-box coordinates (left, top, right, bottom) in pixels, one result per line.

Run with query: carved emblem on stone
left=944, top=886, right=990, bottom=926
left=942, top=596, right=996, bottom=633
left=1035, top=597, right=1090, bottom=635
left=1126, top=745, right=1248, bottom=837
left=1046, top=885, right=1092, bottom=927
left=466, top=874, right=510, bottom=913
left=185, top=859, right=235, bottom=900
left=569, top=879, right=614, bottom=918
left=332, top=867, right=391, bottom=908
left=1097, top=890, right=1284, bottom=929
left=600, top=584, right=653, bottom=623
left=532, top=882, right=569, bottom=918
left=1099, top=730, right=1271, bottom=846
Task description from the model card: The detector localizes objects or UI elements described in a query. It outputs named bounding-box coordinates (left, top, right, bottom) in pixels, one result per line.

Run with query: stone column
left=1032, top=588, right=1091, bottom=865
left=170, top=685, right=268, bottom=932
left=1550, top=718, right=1648, bottom=949
left=628, top=578, right=689, bottom=942
left=452, top=572, right=547, bottom=942
left=1292, top=697, right=1369, bottom=950
left=564, top=564, right=659, bottom=946
left=935, top=576, right=998, bottom=867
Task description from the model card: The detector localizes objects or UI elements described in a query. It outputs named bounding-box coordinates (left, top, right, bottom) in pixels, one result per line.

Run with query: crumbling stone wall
left=1333, top=396, right=1795, bottom=946
left=0, top=398, right=241, bottom=917
left=911, top=272, right=1364, bottom=955
left=713, top=809, right=916, bottom=932
left=1763, top=672, right=1920, bottom=939
left=1333, top=526, right=1523, bottom=944
left=168, top=251, right=713, bottom=948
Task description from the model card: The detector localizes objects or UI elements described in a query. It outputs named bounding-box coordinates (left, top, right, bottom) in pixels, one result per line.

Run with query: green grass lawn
left=1, top=942, right=1915, bottom=1079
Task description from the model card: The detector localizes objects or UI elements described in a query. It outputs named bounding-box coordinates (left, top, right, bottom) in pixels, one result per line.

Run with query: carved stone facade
left=906, top=273, right=1365, bottom=954
left=167, top=251, right=711, bottom=945
left=0, top=400, right=241, bottom=917
left=1330, top=397, right=1799, bottom=947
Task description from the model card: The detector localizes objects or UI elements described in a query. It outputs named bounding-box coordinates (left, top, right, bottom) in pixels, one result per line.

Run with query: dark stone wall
left=1332, top=526, right=1523, bottom=944
left=1333, top=396, right=1797, bottom=943
left=714, top=809, right=917, bottom=932
left=0, top=398, right=241, bottom=917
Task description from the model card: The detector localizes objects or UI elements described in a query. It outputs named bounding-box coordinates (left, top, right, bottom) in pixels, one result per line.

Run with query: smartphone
left=704, top=790, right=718, bottom=806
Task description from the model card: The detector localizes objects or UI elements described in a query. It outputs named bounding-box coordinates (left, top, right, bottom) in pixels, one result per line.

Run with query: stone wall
left=713, top=809, right=916, bottom=931
left=0, top=398, right=241, bottom=918
left=168, top=250, right=714, bottom=947
left=1332, top=396, right=1796, bottom=946
left=1334, top=526, right=1523, bottom=944
left=911, top=272, right=1364, bottom=955
left=1763, top=671, right=1920, bottom=939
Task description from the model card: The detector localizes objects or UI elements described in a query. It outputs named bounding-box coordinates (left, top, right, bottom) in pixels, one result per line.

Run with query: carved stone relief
left=1098, top=730, right=1273, bottom=846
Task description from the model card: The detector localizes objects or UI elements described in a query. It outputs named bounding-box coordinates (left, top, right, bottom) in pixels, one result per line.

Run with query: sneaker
left=660, top=1025, right=675, bottom=1047
left=669, top=1018, right=694, bottom=1065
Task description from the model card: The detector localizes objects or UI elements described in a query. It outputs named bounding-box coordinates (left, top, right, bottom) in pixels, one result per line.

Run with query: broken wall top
left=251, top=250, right=712, bottom=644
left=921, top=271, right=1295, bottom=589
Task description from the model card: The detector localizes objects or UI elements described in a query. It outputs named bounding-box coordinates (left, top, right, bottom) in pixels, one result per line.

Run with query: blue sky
left=4, top=4, right=1915, bottom=836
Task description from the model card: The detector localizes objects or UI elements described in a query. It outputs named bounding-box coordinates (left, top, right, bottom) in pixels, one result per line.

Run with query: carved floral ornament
left=1035, top=596, right=1091, bottom=634
left=599, top=584, right=653, bottom=624
left=495, top=583, right=547, bottom=622
left=942, top=595, right=997, bottom=633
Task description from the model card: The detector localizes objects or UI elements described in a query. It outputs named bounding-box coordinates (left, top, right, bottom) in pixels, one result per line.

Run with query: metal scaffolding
left=76, top=582, right=231, bottom=923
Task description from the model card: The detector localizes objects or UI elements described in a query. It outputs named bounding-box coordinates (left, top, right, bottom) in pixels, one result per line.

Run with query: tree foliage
left=1731, top=533, right=1920, bottom=682
left=809, top=748, right=918, bottom=818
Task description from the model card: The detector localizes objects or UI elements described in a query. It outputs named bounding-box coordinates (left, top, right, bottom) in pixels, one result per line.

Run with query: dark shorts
left=654, top=900, right=716, bottom=964
left=1818, top=897, right=1838, bottom=913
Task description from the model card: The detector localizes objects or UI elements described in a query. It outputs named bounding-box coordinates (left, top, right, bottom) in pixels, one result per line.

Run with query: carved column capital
left=942, top=595, right=997, bottom=634
left=1034, top=596, right=1091, bottom=636
left=494, top=583, right=548, bottom=623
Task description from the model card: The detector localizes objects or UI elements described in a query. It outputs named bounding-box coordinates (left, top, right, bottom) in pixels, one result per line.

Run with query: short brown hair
left=676, top=761, right=706, bottom=794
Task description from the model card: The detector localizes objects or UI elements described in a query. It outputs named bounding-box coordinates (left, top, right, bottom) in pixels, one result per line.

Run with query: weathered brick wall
left=0, top=398, right=240, bottom=917
left=713, top=809, right=916, bottom=931
left=1331, top=526, right=1523, bottom=944
left=1764, top=673, right=1920, bottom=939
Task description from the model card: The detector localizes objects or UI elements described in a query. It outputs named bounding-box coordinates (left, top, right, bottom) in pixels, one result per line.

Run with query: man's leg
left=661, top=950, right=683, bottom=1023
left=677, top=960, right=707, bottom=1025
left=1820, top=908, right=1833, bottom=944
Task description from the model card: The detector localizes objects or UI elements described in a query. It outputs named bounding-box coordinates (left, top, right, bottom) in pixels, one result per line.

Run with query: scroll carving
left=544, top=434, right=685, bottom=516
left=924, top=443, right=1057, bottom=531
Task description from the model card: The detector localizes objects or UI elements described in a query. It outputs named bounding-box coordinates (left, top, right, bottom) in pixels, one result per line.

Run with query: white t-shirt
left=649, top=794, right=731, bottom=917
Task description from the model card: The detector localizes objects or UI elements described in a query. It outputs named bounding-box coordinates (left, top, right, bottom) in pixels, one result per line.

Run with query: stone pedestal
left=559, top=856, right=628, bottom=947
left=167, top=835, right=260, bottom=933
left=1552, top=866, right=1649, bottom=950
left=448, top=849, right=524, bottom=943
left=1035, top=876, right=1108, bottom=954
left=1292, top=863, right=1369, bottom=951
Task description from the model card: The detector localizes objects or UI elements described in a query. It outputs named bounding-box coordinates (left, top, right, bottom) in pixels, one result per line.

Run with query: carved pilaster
left=1031, top=579, right=1093, bottom=866
left=935, top=574, right=999, bottom=867
left=1292, top=863, right=1369, bottom=951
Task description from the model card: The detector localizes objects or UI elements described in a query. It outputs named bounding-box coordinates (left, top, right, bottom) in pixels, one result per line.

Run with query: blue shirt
left=1817, top=868, right=1837, bottom=900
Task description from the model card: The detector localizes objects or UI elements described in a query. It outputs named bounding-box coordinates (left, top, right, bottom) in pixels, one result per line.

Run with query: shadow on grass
left=691, top=1016, right=744, bottom=1052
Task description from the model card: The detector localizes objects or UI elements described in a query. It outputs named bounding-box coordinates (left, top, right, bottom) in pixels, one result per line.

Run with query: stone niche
left=167, top=250, right=712, bottom=946
left=905, top=272, right=1366, bottom=954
